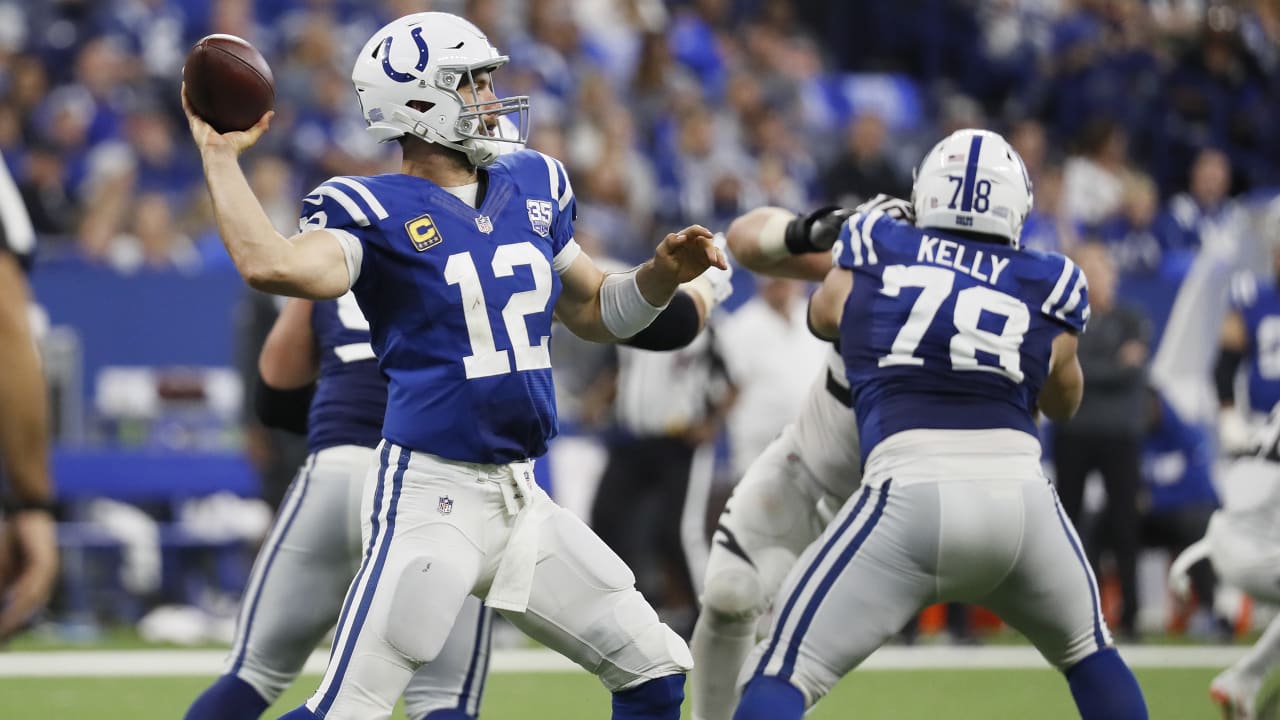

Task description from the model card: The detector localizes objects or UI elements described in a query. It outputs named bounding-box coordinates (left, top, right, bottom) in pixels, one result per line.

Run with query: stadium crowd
left=5, top=0, right=1280, bottom=641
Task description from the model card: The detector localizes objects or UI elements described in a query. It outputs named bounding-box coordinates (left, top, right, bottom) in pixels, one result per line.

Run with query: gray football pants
left=742, top=475, right=1112, bottom=706
left=224, top=445, right=491, bottom=718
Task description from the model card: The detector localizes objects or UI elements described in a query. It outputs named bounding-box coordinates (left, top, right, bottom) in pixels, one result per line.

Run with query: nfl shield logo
left=527, top=199, right=553, bottom=237
left=438, top=496, right=454, bottom=515
left=474, top=215, right=493, bottom=234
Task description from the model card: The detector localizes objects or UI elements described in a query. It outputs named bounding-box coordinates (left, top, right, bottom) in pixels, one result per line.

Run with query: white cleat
left=1210, top=669, right=1261, bottom=720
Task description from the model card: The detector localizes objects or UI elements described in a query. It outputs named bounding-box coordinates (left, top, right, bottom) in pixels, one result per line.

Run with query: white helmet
left=351, top=12, right=529, bottom=167
left=912, top=128, right=1033, bottom=248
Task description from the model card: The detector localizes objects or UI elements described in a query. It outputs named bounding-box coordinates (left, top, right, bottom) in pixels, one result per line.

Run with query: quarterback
left=184, top=11, right=724, bottom=720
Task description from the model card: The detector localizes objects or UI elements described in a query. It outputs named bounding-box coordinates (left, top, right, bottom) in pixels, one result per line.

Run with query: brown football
left=182, top=34, right=275, bottom=134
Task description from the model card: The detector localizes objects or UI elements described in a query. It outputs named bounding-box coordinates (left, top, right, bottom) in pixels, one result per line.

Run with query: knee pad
left=701, top=562, right=765, bottom=624
left=597, top=591, right=695, bottom=693
left=383, top=556, right=470, bottom=663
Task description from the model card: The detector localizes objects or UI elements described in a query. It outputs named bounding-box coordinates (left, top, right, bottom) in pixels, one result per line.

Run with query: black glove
left=783, top=206, right=855, bottom=254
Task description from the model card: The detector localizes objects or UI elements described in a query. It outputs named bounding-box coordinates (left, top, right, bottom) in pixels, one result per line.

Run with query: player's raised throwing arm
left=555, top=225, right=727, bottom=343
left=182, top=87, right=353, bottom=300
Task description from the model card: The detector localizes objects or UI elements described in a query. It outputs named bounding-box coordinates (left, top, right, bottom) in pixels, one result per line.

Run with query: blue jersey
left=307, top=293, right=387, bottom=453
left=836, top=212, right=1089, bottom=462
left=1142, top=396, right=1218, bottom=512
left=299, top=150, right=578, bottom=464
left=1230, top=273, right=1280, bottom=415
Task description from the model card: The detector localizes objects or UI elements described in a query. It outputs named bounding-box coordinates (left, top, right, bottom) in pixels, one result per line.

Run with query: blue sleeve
left=833, top=210, right=892, bottom=270
left=298, top=176, right=388, bottom=234
left=1039, top=253, right=1090, bottom=333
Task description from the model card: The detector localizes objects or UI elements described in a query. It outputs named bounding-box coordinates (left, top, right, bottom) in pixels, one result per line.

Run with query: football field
left=0, top=645, right=1259, bottom=719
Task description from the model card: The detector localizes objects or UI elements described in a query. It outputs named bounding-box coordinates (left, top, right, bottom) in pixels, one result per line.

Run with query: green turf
left=0, top=667, right=1226, bottom=719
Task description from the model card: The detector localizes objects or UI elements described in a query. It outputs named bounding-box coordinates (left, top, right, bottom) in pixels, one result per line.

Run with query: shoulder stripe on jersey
left=1056, top=267, right=1087, bottom=322
left=558, top=170, right=575, bottom=211
left=847, top=214, right=865, bottom=266
left=859, top=209, right=882, bottom=265
left=1041, top=256, right=1077, bottom=316
left=540, top=153, right=560, bottom=202
left=312, top=185, right=371, bottom=227
left=329, top=177, right=389, bottom=221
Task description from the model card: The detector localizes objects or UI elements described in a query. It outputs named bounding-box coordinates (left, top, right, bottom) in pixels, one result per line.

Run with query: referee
left=0, top=150, right=57, bottom=641
left=590, top=328, right=736, bottom=638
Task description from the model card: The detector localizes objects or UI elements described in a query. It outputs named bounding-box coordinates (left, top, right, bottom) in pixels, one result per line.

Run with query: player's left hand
left=653, top=225, right=727, bottom=285
left=0, top=509, right=58, bottom=642
left=181, top=82, right=273, bottom=158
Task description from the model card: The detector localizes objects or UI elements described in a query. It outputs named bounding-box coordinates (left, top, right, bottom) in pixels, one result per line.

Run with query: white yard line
left=0, top=645, right=1248, bottom=678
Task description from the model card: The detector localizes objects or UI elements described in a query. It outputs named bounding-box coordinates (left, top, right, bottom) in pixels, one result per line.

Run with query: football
left=182, top=34, right=275, bottom=134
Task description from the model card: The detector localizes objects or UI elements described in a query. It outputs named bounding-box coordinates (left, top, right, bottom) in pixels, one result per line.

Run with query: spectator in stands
left=1155, top=147, right=1248, bottom=260
left=1020, top=164, right=1076, bottom=256
left=1140, top=386, right=1226, bottom=638
left=1099, top=173, right=1164, bottom=274
left=1063, top=117, right=1130, bottom=229
left=0, top=147, right=56, bottom=641
left=819, top=112, right=910, bottom=207
left=1052, top=241, right=1150, bottom=640
left=107, top=192, right=199, bottom=274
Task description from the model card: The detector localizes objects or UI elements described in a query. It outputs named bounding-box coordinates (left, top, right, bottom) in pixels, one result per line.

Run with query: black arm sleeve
left=1215, top=348, right=1243, bottom=405
left=254, top=375, right=315, bottom=435
left=620, top=292, right=701, bottom=351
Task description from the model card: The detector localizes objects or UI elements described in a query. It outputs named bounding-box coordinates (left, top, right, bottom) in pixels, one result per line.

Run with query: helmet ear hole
left=407, top=100, right=435, bottom=113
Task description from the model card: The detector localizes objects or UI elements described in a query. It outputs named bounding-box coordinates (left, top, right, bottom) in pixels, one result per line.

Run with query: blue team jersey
left=1230, top=273, right=1280, bottom=415
left=1142, top=396, right=1218, bottom=512
left=307, top=294, right=387, bottom=453
left=299, top=150, right=578, bottom=464
left=836, top=212, right=1089, bottom=462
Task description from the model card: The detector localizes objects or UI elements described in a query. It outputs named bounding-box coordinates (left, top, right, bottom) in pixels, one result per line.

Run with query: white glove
left=1219, top=408, right=1253, bottom=455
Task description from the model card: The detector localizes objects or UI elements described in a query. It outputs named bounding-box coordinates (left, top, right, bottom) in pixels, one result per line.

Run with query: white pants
left=742, top=431, right=1112, bottom=707
left=1207, top=511, right=1280, bottom=604
left=304, top=442, right=693, bottom=720
left=704, top=429, right=854, bottom=623
left=225, top=445, right=490, bottom=718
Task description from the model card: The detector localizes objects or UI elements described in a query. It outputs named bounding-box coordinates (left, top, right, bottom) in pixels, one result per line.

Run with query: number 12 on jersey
left=878, top=264, right=1029, bottom=382
left=445, top=241, right=554, bottom=379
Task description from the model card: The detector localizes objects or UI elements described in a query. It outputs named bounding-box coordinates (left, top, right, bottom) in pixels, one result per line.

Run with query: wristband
left=5, top=498, right=55, bottom=516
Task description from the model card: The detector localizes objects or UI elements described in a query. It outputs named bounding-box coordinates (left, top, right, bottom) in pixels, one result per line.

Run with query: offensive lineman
left=184, top=11, right=723, bottom=720
left=733, top=129, right=1148, bottom=719
left=691, top=195, right=915, bottom=720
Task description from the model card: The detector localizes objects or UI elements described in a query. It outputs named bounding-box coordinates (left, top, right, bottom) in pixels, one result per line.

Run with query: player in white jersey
left=733, top=129, right=1147, bottom=719
left=691, top=197, right=914, bottom=720
left=1168, top=403, right=1280, bottom=719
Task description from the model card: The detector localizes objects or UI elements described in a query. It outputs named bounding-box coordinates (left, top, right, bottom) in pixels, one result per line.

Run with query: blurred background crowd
left=6, top=0, right=1280, bottom=646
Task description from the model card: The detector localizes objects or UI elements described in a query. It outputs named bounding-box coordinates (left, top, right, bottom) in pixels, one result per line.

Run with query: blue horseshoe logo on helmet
left=381, top=27, right=430, bottom=83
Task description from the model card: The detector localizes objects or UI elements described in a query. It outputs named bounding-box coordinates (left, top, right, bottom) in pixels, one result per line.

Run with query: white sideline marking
left=0, top=645, right=1248, bottom=678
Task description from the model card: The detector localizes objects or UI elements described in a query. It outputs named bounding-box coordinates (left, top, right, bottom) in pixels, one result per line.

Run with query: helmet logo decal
left=381, top=27, right=430, bottom=83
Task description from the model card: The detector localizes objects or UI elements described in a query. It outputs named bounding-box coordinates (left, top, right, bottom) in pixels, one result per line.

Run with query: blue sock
left=184, top=674, right=270, bottom=720
left=732, top=676, right=805, bottom=720
left=612, top=674, right=685, bottom=720
left=420, top=710, right=473, bottom=720
left=276, top=707, right=320, bottom=720
left=1066, top=647, right=1148, bottom=720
